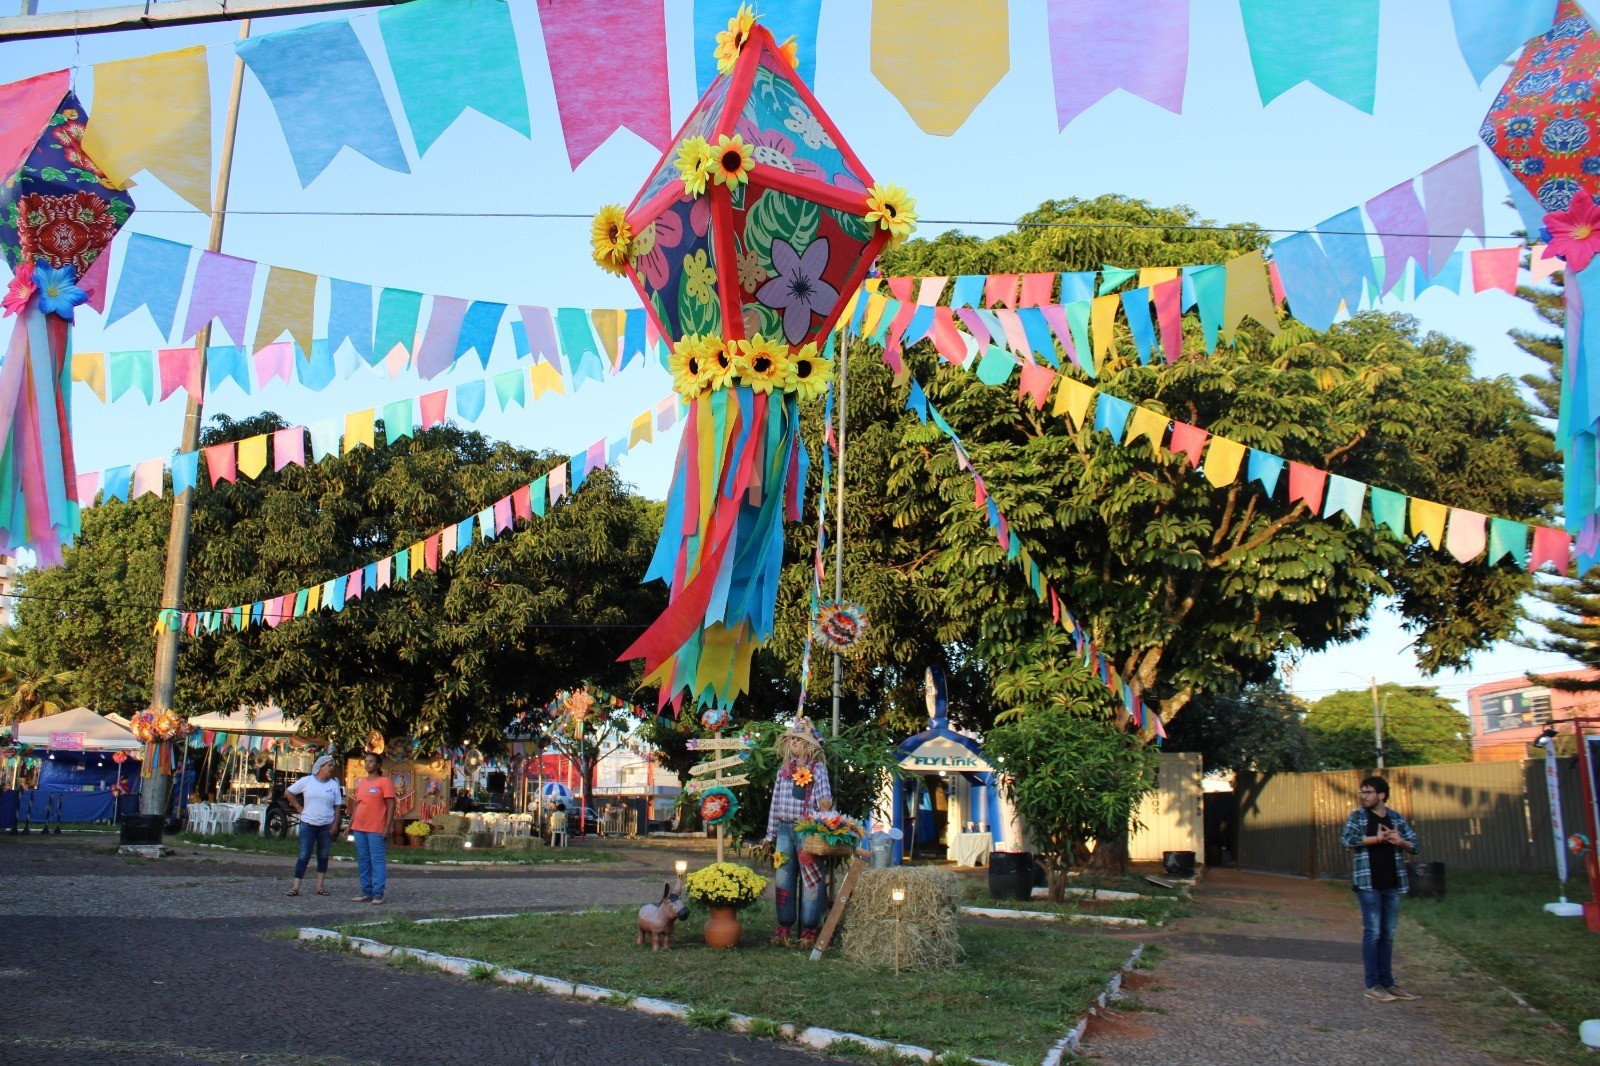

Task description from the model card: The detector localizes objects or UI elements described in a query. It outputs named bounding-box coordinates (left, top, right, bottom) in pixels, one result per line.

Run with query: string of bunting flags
left=57, top=0, right=1558, bottom=208
left=150, top=393, right=685, bottom=637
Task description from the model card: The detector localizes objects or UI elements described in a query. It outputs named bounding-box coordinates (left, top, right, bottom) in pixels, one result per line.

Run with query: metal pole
left=1370, top=677, right=1384, bottom=771
left=830, top=342, right=846, bottom=740
left=141, top=19, right=251, bottom=818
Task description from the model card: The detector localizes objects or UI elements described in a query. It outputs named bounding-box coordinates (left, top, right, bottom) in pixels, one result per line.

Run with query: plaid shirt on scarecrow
left=1340, top=807, right=1419, bottom=891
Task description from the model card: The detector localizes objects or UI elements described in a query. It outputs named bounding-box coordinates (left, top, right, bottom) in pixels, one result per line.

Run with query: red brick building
left=1466, top=668, right=1600, bottom=761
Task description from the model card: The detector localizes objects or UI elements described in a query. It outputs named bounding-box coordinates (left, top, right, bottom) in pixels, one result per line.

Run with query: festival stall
left=9, top=707, right=142, bottom=823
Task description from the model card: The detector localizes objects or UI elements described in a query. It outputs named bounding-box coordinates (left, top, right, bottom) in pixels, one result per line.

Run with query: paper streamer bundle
left=0, top=71, right=136, bottom=565
left=602, top=7, right=916, bottom=710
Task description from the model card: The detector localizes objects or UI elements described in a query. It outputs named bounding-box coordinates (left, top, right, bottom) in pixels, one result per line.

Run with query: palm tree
left=0, top=633, right=74, bottom=725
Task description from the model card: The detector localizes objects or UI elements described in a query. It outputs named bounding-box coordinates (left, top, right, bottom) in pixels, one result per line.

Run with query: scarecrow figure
left=763, top=715, right=831, bottom=947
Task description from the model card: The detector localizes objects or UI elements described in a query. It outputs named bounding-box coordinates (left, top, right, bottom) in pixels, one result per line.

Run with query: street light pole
left=1370, top=677, right=1385, bottom=771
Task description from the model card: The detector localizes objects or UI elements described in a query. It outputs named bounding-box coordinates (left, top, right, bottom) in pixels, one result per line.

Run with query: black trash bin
left=119, top=813, right=165, bottom=845
left=988, top=850, right=1034, bottom=901
left=1408, top=861, right=1446, bottom=901
left=1163, top=850, right=1196, bottom=877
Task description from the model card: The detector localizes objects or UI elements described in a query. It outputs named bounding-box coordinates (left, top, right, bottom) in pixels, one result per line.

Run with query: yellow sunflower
left=703, top=336, right=738, bottom=392
left=668, top=336, right=709, bottom=399
left=675, top=136, right=715, bottom=198
left=777, top=35, right=800, bottom=70
left=590, top=204, right=632, bottom=276
left=714, top=3, right=758, bottom=74
left=863, top=183, right=918, bottom=247
left=783, top=342, right=832, bottom=401
left=734, top=334, right=791, bottom=394
left=711, top=134, right=754, bottom=189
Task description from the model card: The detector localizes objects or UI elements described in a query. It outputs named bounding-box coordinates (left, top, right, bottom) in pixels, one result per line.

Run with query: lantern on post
left=605, top=5, right=916, bottom=711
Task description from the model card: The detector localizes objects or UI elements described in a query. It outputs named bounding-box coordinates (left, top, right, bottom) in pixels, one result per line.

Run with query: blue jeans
left=353, top=830, right=387, bottom=899
left=1356, top=888, right=1402, bottom=988
left=294, top=821, right=332, bottom=879
left=773, top=822, right=825, bottom=931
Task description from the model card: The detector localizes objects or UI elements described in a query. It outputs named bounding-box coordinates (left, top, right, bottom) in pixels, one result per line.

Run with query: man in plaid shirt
left=1340, top=775, right=1420, bottom=1002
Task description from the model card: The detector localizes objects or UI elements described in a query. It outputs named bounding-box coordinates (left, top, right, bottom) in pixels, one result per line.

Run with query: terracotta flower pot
left=703, top=906, right=742, bottom=949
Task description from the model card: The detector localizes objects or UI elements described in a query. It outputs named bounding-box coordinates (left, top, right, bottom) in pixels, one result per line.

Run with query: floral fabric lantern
left=0, top=70, right=135, bottom=565
left=1481, top=2, right=1600, bottom=564
left=600, top=6, right=915, bottom=710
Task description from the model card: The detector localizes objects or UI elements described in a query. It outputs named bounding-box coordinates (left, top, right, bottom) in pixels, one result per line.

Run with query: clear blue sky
left=5, top=0, right=1578, bottom=708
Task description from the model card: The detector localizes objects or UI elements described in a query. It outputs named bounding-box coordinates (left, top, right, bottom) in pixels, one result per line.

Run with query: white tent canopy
left=187, top=704, right=304, bottom=737
left=14, top=706, right=141, bottom=751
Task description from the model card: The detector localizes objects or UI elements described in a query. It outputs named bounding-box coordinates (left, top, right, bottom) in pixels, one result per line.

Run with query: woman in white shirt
left=285, top=755, right=344, bottom=897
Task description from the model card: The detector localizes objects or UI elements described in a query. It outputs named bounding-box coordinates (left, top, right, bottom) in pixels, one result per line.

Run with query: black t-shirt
left=1367, top=810, right=1398, bottom=891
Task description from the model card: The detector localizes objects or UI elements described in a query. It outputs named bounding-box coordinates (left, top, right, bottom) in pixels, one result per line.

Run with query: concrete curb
left=961, top=906, right=1149, bottom=927
left=298, top=926, right=1012, bottom=1065
left=1040, top=942, right=1146, bottom=1066
left=178, top=840, right=595, bottom=867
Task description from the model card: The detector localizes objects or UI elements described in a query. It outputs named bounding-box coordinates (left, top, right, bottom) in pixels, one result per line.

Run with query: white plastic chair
left=548, top=812, right=568, bottom=848
left=510, top=814, right=533, bottom=840
left=215, top=803, right=242, bottom=834
left=187, top=802, right=215, bottom=836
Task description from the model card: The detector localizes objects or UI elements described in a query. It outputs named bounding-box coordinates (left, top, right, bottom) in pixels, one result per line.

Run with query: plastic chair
left=187, top=802, right=215, bottom=836
left=549, top=812, right=568, bottom=848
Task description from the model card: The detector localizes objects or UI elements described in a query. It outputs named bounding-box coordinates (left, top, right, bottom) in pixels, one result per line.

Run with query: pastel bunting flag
left=254, top=267, right=316, bottom=356
left=1471, top=247, right=1520, bottom=294
left=1269, top=231, right=1343, bottom=332
left=1202, top=436, right=1245, bottom=488
left=1488, top=517, right=1530, bottom=567
left=82, top=46, right=212, bottom=213
left=157, top=347, right=202, bottom=402
left=1317, top=209, right=1379, bottom=312
left=1420, top=148, right=1485, bottom=275
left=1530, top=524, right=1572, bottom=573
left=1369, top=486, right=1407, bottom=538
left=374, top=288, right=423, bottom=363
left=1287, top=462, right=1327, bottom=513
left=170, top=451, right=199, bottom=496
left=273, top=427, right=305, bottom=470
left=182, top=251, right=256, bottom=346
left=108, top=234, right=191, bottom=340
left=1445, top=508, right=1487, bottom=562
left=204, top=443, right=237, bottom=486
left=1018, top=359, right=1055, bottom=409
left=382, top=399, right=414, bottom=444
left=1053, top=375, right=1096, bottom=430
left=1240, top=0, right=1380, bottom=112
left=1123, top=406, right=1168, bottom=458
left=545, top=0, right=671, bottom=167
left=109, top=350, right=154, bottom=403
left=1047, top=0, right=1188, bottom=127
left=1247, top=449, right=1285, bottom=496
left=420, top=389, right=448, bottom=429
left=455, top=302, right=505, bottom=368
left=1322, top=474, right=1366, bottom=525
left=1366, top=180, right=1430, bottom=296
left=1449, top=0, right=1559, bottom=84
left=72, top=353, right=106, bottom=402
left=1409, top=497, right=1449, bottom=549
left=343, top=409, right=375, bottom=453
left=1222, top=251, right=1282, bottom=341
left=236, top=19, right=410, bottom=186
left=237, top=435, right=268, bottom=479
left=308, top=420, right=340, bottom=461
left=253, top=342, right=294, bottom=388
left=456, top=379, right=486, bottom=423
left=103, top=466, right=131, bottom=503
left=131, top=458, right=164, bottom=499
left=415, top=296, right=467, bottom=380
left=871, top=0, right=1010, bottom=136
left=327, top=280, right=374, bottom=362
left=1167, top=422, right=1208, bottom=467
left=1093, top=393, right=1133, bottom=440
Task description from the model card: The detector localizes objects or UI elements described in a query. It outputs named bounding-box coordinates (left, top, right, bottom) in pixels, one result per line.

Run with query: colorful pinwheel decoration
left=814, top=600, right=867, bottom=653
left=605, top=5, right=915, bottom=710
left=1481, top=1, right=1600, bottom=565
left=0, top=71, right=135, bottom=565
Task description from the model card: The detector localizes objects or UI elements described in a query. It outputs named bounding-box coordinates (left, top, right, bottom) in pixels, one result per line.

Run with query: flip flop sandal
left=285, top=889, right=300, bottom=897
left=316, top=889, right=331, bottom=896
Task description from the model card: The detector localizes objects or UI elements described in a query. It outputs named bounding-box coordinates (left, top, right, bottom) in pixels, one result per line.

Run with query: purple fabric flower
left=756, top=237, right=837, bottom=344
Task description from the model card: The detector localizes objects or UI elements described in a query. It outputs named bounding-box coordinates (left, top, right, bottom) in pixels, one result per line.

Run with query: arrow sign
left=686, top=775, right=750, bottom=793
left=686, top=737, right=753, bottom=751
left=689, top=754, right=748, bottom=776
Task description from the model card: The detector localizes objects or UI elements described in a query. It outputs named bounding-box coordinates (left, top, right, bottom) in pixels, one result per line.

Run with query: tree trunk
left=1045, top=860, right=1068, bottom=904
left=1085, top=825, right=1131, bottom=876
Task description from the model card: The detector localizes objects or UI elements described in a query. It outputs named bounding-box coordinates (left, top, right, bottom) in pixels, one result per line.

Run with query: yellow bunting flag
left=1409, top=497, right=1448, bottom=549
left=1052, top=375, right=1096, bottom=430
left=237, top=434, right=268, bottom=479
left=1202, top=436, right=1246, bottom=488
left=305, top=582, right=322, bottom=613
left=1138, top=266, right=1180, bottom=289
left=530, top=361, right=565, bottom=399
left=871, top=0, right=1010, bottom=136
left=81, top=46, right=212, bottom=213
left=343, top=409, right=375, bottom=453
left=838, top=288, right=862, bottom=329
left=860, top=292, right=890, bottom=339
left=590, top=309, right=623, bottom=369
left=254, top=267, right=317, bottom=355
left=1222, top=250, right=1282, bottom=343
left=629, top=411, right=653, bottom=448
left=1124, top=407, right=1169, bottom=459
left=71, top=352, right=107, bottom=401
left=1091, top=293, right=1119, bottom=367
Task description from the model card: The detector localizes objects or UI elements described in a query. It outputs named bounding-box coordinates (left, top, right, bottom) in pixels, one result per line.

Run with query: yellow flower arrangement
left=733, top=334, right=790, bottom=393
left=668, top=334, right=717, bottom=399
left=710, top=134, right=754, bottom=189
left=685, top=861, right=769, bottom=909
left=590, top=204, right=632, bottom=276
left=783, top=342, right=831, bottom=402
left=713, top=3, right=758, bottom=75
left=675, top=135, right=715, bottom=198
left=404, top=820, right=432, bottom=838
left=703, top=336, right=738, bottom=391
left=864, top=183, right=918, bottom=247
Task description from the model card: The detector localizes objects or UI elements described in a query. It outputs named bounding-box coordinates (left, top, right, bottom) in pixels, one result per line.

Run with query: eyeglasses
left=1358, top=789, right=1379, bottom=795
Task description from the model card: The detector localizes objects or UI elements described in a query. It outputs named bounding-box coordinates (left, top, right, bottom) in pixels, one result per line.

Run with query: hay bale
left=425, top=833, right=465, bottom=850
left=436, top=813, right=469, bottom=835
left=499, top=836, right=542, bottom=852
left=840, top=867, right=962, bottom=971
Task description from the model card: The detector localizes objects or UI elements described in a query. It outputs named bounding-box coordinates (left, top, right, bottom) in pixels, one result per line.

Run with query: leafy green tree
left=0, top=632, right=74, bottom=725
left=985, top=706, right=1159, bottom=898
left=1163, top=678, right=1317, bottom=773
left=13, top=415, right=665, bottom=750
left=1303, top=683, right=1470, bottom=768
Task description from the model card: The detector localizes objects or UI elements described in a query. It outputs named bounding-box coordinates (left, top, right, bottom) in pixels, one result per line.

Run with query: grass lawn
left=955, top=872, right=1191, bottom=924
left=339, top=901, right=1133, bottom=1064
left=176, top=831, right=616, bottom=865
left=1401, top=868, right=1599, bottom=1063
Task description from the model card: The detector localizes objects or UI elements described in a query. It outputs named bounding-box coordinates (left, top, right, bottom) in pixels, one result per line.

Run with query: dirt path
left=1079, top=868, right=1504, bottom=1066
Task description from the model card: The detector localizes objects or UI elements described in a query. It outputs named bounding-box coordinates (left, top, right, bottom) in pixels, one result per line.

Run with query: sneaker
left=350, top=896, right=372, bottom=903
left=1385, top=986, right=1417, bottom=1001
left=1365, top=987, right=1398, bottom=1002
left=370, top=897, right=385, bottom=906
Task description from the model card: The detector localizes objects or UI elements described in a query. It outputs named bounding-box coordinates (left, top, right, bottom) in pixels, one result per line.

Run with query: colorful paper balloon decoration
left=0, top=70, right=136, bottom=565
left=1481, top=1, right=1600, bottom=563
left=603, top=5, right=916, bottom=710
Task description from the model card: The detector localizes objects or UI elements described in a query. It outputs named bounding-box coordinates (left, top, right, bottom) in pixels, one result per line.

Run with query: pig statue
left=636, top=879, right=688, bottom=951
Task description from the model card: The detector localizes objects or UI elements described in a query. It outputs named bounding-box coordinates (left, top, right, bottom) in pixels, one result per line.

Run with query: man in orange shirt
left=348, top=752, right=397, bottom=905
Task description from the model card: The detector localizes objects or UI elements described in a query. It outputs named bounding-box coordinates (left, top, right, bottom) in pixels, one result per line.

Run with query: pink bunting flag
left=1530, top=245, right=1561, bottom=282
left=376, top=556, right=391, bottom=590
left=204, top=442, right=236, bottom=486
left=549, top=462, right=568, bottom=504
left=917, top=277, right=948, bottom=305
left=886, top=276, right=915, bottom=303
left=984, top=274, right=1020, bottom=308
left=345, top=569, right=362, bottom=601
left=1287, top=461, right=1327, bottom=514
left=1019, top=273, right=1055, bottom=306
left=932, top=306, right=970, bottom=365
left=956, top=307, right=992, bottom=349
left=1471, top=247, right=1520, bottom=294
left=419, top=389, right=449, bottom=429
left=1420, top=147, right=1484, bottom=275
left=512, top=484, right=532, bottom=523
left=1530, top=525, right=1571, bottom=574
left=1268, top=261, right=1287, bottom=306
left=424, top=533, right=439, bottom=572
left=157, top=347, right=202, bottom=401
left=1048, top=0, right=1189, bottom=128
left=76, top=471, right=98, bottom=504
left=441, top=524, right=457, bottom=558
left=1040, top=304, right=1079, bottom=368
left=1018, top=359, right=1055, bottom=409
left=1445, top=508, right=1487, bottom=563
left=273, top=427, right=305, bottom=470
left=538, top=0, right=670, bottom=169
left=494, top=497, right=513, bottom=533
left=1151, top=277, right=1184, bottom=363
left=654, top=397, right=678, bottom=431
left=131, top=458, right=164, bottom=499
left=253, top=342, right=294, bottom=388
left=1167, top=422, right=1208, bottom=467
left=80, top=251, right=111, bottom=314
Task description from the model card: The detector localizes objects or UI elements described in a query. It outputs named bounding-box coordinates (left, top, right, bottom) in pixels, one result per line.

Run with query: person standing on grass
left=285, top=755, right=343, bottom=898
left=1341, top=774, right=1420, bottom=1002
left=348, top=752, right=396, bottom=905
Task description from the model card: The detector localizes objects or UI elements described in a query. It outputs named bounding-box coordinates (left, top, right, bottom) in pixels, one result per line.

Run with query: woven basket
left=801, top=834, right=857, bottom=859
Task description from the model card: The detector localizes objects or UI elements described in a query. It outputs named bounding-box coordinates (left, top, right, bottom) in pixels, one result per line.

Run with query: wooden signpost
left=690, top=731, right=751, bottom=863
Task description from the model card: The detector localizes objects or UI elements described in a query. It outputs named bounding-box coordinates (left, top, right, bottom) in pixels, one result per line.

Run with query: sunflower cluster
left=676, top=134, right=753, bottom=198
left=668, top=332, right=832, bottom=402
left=713, top=3, right=758, bottom=74
left=590, top=204, right=632, bottom=276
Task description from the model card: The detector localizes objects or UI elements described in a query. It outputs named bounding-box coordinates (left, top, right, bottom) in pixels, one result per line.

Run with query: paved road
left=0, top=833, right=842, bottom=1066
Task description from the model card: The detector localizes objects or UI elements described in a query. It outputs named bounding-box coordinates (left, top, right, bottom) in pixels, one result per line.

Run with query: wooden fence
left=1234, top=758, right=1589, bottom=877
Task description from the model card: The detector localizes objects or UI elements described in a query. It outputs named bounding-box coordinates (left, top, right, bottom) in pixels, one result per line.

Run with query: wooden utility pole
left=140, top=20, right=251, bottom=819
left=829, top=342, right=846, bottom=740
